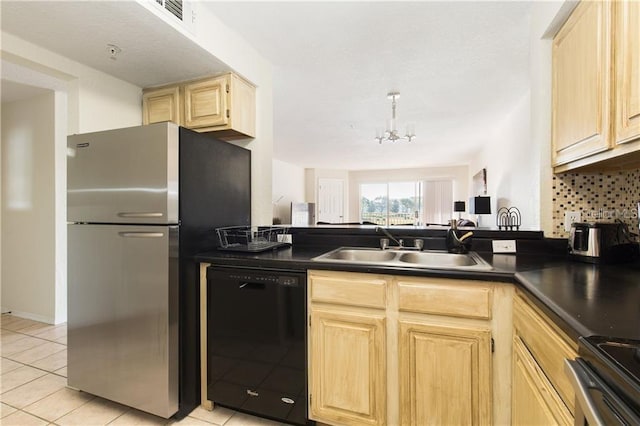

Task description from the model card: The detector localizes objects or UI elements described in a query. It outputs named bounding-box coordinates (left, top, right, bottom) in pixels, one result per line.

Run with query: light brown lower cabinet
left=308, top=270, right=513, bottom=426
left=309, top=308, right=386, bottom=426
left=512, top=336, right=573, bottom=426
left=399, top=321, right=492, bottom=426
left=512, top=291, right=577, bottom=425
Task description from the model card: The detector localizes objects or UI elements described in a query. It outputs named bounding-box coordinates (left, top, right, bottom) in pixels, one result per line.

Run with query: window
left=360, top=180, right=453, bottom=226
left=360, top=182, right=423, bottom=226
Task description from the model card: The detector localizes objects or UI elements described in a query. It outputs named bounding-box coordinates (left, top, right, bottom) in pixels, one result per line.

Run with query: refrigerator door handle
left=118, top=232, right=165, bottom=238
left=117, top=212, right=164, bottom=218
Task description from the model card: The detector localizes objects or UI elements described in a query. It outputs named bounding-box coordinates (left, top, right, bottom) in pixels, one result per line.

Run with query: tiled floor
left=1, top=314, right=286, bottom=426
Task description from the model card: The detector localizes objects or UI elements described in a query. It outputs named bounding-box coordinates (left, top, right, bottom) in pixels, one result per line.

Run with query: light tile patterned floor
left=1, top=314, right=287, bottom=425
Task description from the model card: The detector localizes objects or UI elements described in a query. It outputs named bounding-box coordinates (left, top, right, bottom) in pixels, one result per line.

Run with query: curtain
left=424, top=180, right=453, bottom=224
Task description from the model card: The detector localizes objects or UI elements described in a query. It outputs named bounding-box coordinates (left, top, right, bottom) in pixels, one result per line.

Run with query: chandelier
left=375, top=91, right=416, bottom=144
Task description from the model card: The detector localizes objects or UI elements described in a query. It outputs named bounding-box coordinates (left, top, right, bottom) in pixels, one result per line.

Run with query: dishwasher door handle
left=565, top=359, right=606, bottom=426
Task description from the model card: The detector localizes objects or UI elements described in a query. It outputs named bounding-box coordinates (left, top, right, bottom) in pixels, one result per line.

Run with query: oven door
left=565, top=359, right=640, bottom=426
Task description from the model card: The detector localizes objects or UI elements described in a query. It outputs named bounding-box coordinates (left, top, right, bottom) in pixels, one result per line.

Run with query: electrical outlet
left=564, top=211, right=581, bottom=232
left=492, top=240, right=516, bottom=253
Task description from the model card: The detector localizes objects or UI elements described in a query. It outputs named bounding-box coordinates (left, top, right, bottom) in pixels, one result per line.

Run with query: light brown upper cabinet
left=142, top=85, right=182, bottom=126
left=614, top=0, right=640, bottom=146
left=552, top=1, right=612, bottom=168
left=142, top=73, right=256, bottom=140
left=183, top=75, right=228, bottom=129
left=553, top=0, right=640, bottom=172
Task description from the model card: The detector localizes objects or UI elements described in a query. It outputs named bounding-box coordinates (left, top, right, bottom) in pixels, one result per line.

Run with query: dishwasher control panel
left=227, top=272, right=301, bottom=287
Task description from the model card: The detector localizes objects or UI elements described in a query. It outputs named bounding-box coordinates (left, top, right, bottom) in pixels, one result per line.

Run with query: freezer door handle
left=117, top=212, right=164, bottom=218
left=118, top=232, right=165, bottom=238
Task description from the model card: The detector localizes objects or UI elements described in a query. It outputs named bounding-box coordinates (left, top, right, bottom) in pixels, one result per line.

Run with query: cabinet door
left=614, top=0, right=640, bottom=145
left=183, top=75, right=229, bottom=129
left=512, top=337, right=573, bottom=426
left=309, top=308, right=386, bottom=426
left=142, top=85, right=181, bottom=125
left=399, top=321, right=492, bottom=426
left=513, top=294, right=577, bottom=413
left=552, top=0, right=612, bottom=166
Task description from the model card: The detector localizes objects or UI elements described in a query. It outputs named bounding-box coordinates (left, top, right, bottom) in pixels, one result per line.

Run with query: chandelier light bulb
left=406, top=123, right=416, bottom=138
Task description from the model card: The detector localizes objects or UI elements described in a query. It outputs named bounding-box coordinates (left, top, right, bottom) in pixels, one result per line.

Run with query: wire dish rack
left=215, top=225, right=291, bottom=252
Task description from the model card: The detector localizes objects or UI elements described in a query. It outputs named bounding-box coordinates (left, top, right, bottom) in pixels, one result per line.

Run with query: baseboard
left=1, top=309, right=56, bottom=325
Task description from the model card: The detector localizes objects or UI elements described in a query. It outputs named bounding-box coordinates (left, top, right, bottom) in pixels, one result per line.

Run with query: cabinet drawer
left=398, top=279, right=493, bottom=319
left=309, top=271, right=386, bottom=309
left=514, top=293, right=577, bottom=414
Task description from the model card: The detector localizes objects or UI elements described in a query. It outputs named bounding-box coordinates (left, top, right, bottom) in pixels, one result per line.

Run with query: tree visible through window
left=360, top=182, right=422, bottom=226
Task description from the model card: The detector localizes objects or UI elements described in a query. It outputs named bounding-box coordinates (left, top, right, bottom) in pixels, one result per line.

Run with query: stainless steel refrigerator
left=67, top=122, right=250, bottom=418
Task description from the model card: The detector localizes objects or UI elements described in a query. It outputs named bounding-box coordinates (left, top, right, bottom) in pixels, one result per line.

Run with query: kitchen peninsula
left=197, top=226, right=640, bottom=426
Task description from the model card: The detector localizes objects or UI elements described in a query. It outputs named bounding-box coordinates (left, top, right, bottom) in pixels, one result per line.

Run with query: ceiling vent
left=153, top=0, right=196, bottom=33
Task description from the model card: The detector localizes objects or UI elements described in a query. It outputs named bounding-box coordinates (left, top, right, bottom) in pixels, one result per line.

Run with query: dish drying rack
left=216, top=225, right=291, bottom=252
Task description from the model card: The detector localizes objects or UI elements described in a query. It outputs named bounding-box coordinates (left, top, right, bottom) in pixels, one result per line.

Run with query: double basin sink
left=312, top=247, right=492, bottom=271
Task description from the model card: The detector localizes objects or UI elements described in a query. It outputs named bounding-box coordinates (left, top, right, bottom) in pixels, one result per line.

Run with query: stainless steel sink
left=398, top=251, right=479, bottom=267
left=322, top=248, right=397, bottom=262
left=312, top=247, right=492, bottom=271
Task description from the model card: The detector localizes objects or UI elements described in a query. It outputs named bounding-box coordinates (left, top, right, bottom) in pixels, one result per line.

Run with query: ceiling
left=0, top=1, right=229, bottom=89
left=208, top=1, right=532, bottom=170
left=1, top=1, right=532, bottom=171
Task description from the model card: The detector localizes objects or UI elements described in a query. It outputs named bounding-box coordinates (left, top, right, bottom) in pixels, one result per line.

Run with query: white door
left=317, top=178, right=344, bottom=223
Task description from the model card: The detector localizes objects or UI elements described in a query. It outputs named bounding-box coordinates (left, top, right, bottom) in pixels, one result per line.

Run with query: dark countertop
left=516, top=263, right=640, bottom=341
left=195, top=246, right=640, bottom=343
left=195, top=246, right=564, bottom=280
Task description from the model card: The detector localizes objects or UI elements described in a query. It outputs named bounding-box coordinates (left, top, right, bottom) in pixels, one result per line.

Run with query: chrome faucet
left=446, top=220, right=473, bottom=253
left=375, top=226, right=403, bottom=248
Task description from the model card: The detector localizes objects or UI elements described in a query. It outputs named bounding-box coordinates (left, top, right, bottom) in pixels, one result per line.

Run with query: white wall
left=464, top=1, right=575, bottom=234
left=53, top=91, right=68, bottom=324
left=1, top=92, right=60, bottom=323
left=348, top=166, right=469, bottom=223
left=2, top=32, right=142, bottom=134
left=138, top=3, right=276, bottom=225
left=272, top=159, right=306, bottom=224
left=530, top=0, right=575, bottom=235
left=193, top=8, right=274, bottom=225
left=1, top=32, right=145, bottom=323
left=1, top=3, right=277, bottom=325
left=469, top=92, right=536, bottom=229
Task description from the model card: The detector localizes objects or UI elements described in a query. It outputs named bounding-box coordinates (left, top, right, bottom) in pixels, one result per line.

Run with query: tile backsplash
left=552, top=168, right=640, bottom=238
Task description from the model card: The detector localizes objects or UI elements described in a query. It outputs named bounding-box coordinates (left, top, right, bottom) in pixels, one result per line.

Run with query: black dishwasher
left=206, top=266, right=310, bottom=425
